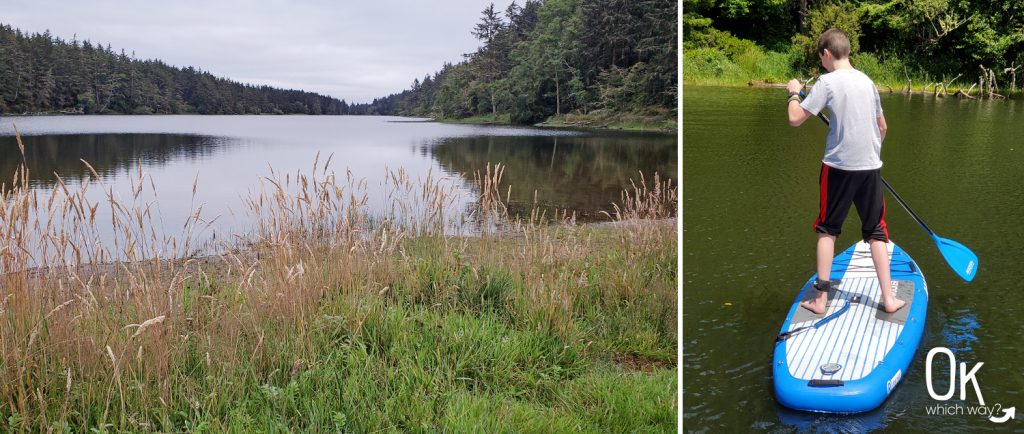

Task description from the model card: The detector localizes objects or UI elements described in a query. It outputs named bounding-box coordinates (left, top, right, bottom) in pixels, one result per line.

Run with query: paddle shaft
left=811, top=111, right=937, bottom=238
left=880, top=177, right=935, bottom=237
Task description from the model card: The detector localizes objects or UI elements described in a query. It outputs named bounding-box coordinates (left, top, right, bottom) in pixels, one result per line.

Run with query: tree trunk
left=989, top=69, right=998, bottom=96
left=1005, top=63, right=1019, bottom=94
left=555, top=70, right=561, bottom=116
left=974, top=65, right=991, bottom=98
left=965, top=83, right=978, bottom=98
left=798, top=0, right=809, bottom=33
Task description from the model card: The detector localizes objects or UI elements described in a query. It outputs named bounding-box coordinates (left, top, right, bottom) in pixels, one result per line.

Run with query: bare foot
left=881, top=297, right=906, bottom=313
left=800, top=292, right=828, bottom=314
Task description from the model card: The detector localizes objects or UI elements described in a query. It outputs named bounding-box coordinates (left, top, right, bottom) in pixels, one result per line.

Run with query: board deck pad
left=791, top=284, right=841, bottom=324
left=875, top=280, right=914, bottom=324
left=773, top=241, right=928, bottom=413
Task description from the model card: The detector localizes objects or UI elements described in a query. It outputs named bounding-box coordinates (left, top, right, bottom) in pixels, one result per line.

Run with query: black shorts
left=813, top=164, right=889, bottom=242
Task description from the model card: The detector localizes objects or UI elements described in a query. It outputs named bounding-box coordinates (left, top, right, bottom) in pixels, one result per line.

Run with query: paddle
left=806, top=108, right=979, bottom=282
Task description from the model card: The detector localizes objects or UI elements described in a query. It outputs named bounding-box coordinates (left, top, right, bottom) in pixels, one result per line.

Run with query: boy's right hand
left=786, top=79, right=803, bottom=94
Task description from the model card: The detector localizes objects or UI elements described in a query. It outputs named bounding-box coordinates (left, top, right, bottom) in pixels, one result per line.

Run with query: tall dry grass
left=0, top=124, right=677, bottom=431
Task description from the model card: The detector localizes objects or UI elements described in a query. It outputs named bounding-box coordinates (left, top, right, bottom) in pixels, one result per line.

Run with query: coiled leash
left=775, top=289, right=862, bottom=342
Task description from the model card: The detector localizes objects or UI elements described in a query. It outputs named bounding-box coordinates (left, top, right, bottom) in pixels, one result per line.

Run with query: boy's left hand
left=786, top=79, right=803, bottom=94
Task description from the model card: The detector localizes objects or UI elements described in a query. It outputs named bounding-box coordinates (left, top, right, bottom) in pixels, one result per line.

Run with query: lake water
left=683, top=85, right=1024, bottom=431
left=0, top=115, right=675, bottom=262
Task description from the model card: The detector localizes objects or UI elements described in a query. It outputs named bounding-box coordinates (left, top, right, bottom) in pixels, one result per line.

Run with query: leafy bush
left=683, top=42, right=799, bottom=85
left=851, top=52, right=905, bottom=85
left=737, top=46, right=799, bottom=83
left=682, top=48, right=747, bottom=84
left=792, top=2, right=864, bottom=70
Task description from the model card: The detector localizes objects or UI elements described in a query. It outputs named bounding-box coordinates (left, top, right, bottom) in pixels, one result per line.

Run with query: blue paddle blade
left=932, top=234, right=978, bottom=282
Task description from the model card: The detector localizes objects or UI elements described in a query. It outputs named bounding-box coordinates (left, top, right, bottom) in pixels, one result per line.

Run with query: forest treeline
left=363, top=0, right=677, bottom=124
left=685, top=0, right=1024, bottom=95
left=3, top=0, right=678, bottom=120
left=0, top=24, right=371, bottom=115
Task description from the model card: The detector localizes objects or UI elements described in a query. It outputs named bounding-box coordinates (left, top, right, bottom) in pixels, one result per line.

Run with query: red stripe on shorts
left=880, top=198, right=889, bottom=241
left=814, top=164, right=829, bottom=231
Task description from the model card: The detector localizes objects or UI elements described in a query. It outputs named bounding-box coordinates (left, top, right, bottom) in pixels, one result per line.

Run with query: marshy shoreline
left=1, top=134, right=678, bottom=432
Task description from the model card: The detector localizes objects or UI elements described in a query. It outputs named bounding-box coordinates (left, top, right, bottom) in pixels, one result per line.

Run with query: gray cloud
left=4, top=0, right=501, bottom=102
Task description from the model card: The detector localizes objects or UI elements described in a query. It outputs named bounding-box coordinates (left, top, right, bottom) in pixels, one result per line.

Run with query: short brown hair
left=817, top=28, right=851, bottom=59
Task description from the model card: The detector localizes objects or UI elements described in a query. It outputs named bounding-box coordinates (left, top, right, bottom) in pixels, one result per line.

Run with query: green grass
left=437, top=110, right=678, bottom=133
left=0, top=225, right=677, bottom=432
left=682, top=42, right=987, bottom=96
left=435, top=113, right=513, bottom=125
left=443, top=367, right=676, bottom=433
left=683, top=46, right=798, bottom=86
left=537, top=109, right=677, bottom=133
left=0, top=143, right=677, bottom=432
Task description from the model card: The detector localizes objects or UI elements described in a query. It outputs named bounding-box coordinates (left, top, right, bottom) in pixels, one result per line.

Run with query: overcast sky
left=3, top=0, right=502, bottom=103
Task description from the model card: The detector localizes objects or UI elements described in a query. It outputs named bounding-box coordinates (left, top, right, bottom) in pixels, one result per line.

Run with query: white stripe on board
left=790, top=304, right=834, bottom=378
left=791, top=277, right=859, bottom=379
left=854, top=291, right=884, bottom=380
left=803, top=277, right=864, bottom=379
left=837, top=279, right=872, bottom=381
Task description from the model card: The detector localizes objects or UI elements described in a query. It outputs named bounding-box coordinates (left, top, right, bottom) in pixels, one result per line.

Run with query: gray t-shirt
left=800, top=68, right=884, bottom=171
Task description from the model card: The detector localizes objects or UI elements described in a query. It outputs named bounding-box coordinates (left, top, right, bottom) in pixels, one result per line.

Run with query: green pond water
left=683, top=85, right=1024, bottom=432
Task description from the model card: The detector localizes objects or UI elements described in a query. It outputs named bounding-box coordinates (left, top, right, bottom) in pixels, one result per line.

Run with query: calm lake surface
left=683, top=85, right=1024, bottom=432
left=0, top=115, right=676, bottom=259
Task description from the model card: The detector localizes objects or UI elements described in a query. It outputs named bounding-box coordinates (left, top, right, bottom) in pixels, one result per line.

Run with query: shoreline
left=431, top=111, right=677, bottom=134
left=685, top=79, right=997, bottom=100
left=11, top=217, right=675, bottom=277
left=1, top=215, right=678, bottom=431
left=2, top=111, right=680, bottom=133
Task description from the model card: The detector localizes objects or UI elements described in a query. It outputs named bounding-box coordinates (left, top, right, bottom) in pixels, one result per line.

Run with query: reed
left=0, top=125, right=677, bottom=432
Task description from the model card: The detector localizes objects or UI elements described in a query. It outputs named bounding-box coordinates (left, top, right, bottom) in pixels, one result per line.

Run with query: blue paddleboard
left=773, top=241, right=927, bottom=413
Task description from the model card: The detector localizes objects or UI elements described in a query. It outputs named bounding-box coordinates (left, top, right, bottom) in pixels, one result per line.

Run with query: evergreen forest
left=364, top=0, right=678, bottom=124
left=0, top=24, right=364, bottom=115
left=2, top=0, right=678, bottom=122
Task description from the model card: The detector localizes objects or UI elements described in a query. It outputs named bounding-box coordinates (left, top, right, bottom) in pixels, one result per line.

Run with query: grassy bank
left=683, top=40, right=995, bottom=97
left=434, top=109, right=677, bottom=133
left=683, top=45, right=800, bottom=87
left=684, top=45, right=912, bottom=88
left=435, top=113, right=514, bottom=125
left=537, top=109, right=677, bottom=133
left=0, top=130, right=678, bottom=432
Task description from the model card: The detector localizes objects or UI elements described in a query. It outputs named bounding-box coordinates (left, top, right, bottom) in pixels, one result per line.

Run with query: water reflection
left=430, top=133, right=677, bottom=221
left=941, top=310, right=980, bottom=355
left=0, top=117, right=676, bottom=263
left=0, top=134, right=230, bottom=187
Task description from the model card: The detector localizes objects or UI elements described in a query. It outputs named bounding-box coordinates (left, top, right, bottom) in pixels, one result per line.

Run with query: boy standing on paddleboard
left=785, top=28, right=905, bottom=314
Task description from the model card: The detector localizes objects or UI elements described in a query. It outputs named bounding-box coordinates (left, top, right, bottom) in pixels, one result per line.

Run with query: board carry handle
left=808, top=379, right=845, bottom=387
